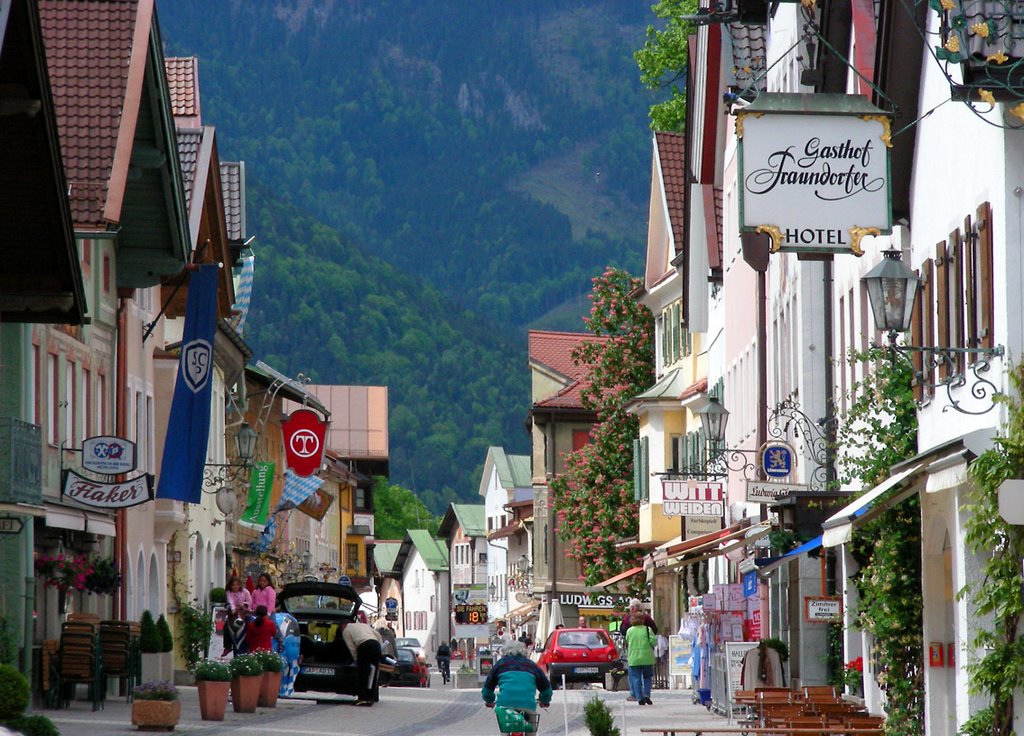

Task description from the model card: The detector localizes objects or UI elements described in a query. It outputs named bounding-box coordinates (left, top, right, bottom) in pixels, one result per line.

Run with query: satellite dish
left=215, top=487, right=237, bottom=516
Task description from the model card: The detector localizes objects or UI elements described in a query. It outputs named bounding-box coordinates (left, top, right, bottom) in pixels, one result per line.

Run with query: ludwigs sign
left=281, top=409, right=327, bottom=477
left=61, top=469, right=153, bottom=509
left=737, top=93, right=892, bottom=256
left=662, top=480, right=725, bottom=517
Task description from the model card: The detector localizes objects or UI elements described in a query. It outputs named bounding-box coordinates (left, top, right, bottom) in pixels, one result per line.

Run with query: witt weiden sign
left=737, top=93, right=892, bottom=256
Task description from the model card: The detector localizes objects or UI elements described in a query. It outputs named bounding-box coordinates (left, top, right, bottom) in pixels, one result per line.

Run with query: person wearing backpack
left=625, top=612, right=657, bottom=705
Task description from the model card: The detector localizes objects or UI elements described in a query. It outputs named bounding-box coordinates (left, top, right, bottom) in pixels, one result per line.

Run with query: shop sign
left=746, top=481, right=808, bottom=503
left=81, top=435, right=136, bottom=474
left=804, top=596, right=842, bottom=622
left=684, top=514, right=722, bottom=539
left=61, top=469, right=153, bottom=509
left=281, top=408, right=328, bottom=477
left=760, top=442, right=793, bottom=479
left=737, top=93, right=892, bottom=256
left=557, top=593, right=633, bottom=608
left=0, top=517, right=23, bottom=534
left=742, top=570, right=758, bottom=598
left=663, top=480, right=724, bottom=517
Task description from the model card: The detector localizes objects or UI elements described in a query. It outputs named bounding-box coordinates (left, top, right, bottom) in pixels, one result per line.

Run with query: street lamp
left=203, top=422, right=260, bottom=503
left=861, top=250, right=1004, bottom=415
left=697, top=396, right=730, bottom=445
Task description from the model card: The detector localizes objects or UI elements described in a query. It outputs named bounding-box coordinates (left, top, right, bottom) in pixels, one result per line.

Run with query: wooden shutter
left=910, top=268, right=924, bottom=402
left=633, top=439, right=642, bottom=501
left=948, top=227, right=964, bottom=375
left=963, top=214, right=978, bottom=349
left=935, top=241, right=950, bottom=380
left=922, top=259, right=935, bottom=390
left=977, top=202, right=994, bottom=350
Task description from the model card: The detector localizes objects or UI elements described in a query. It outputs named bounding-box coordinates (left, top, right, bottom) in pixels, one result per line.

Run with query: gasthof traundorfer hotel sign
left=736, top=93, right=892, bottom=257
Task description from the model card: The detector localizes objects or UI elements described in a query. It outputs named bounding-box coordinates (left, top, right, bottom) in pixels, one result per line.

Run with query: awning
left=44, top=503, right=117, bottom=536
left=505, top=599, right=540, bottom=622
left=664, top=522, right=772, bottom=569
left=589, top=566, right=644, bottom=591
left=658, top=518, right=750, bottom=556
left=821, top=462, right=925, bottom=547
left=756, top=535, right=823, bottom=576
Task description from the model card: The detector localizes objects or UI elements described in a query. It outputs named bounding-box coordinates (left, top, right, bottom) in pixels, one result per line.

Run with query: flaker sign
left=737, top=93, right=892, bottom=257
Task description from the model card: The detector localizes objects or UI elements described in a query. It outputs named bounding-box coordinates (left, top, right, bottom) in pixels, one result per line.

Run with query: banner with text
left=238, top=461, right=275, bottom=530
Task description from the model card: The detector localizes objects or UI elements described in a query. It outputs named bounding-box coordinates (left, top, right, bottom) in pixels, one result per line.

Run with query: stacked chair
left=99, top=620, right=141, bottom=701
left=54, top=614, right=104, bottom=710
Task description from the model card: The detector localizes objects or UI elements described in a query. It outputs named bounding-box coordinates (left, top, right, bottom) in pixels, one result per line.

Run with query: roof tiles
left=220, top=161, right=245, bottom=242
left=39, top=0, right=140, bottom=227
left=655, top=132, right=687, bottom=255
left=528, top=330, right=605, bottom=380
left=165, top=56, right=199, bottom=120
left=176, top=128, right=202, bottom=206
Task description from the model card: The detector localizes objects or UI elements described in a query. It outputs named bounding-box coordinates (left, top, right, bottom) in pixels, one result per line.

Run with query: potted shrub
left=455, top=662, right=477, bottom=689
left=140, top=611, right=171, bottom=683
left=194, top=660, right=231, bottom=721
left=229, top=653, right=263, bottom=713
left=209, top=587, right=227, bottom=605
left=131, top=681, right=180, bottom=731
left=255, top=651, right=284, bottom=708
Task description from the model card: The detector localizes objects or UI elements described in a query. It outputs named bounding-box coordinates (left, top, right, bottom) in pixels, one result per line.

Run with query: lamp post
left=203, top=422, right=260, bottom=513
left=861, top=249, right=1004, bottom=414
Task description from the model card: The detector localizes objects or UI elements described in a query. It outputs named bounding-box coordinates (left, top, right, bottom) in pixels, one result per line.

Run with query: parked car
left=389, top=647, right=429, bottom=687
left=396, top=636, right=426, bottom=660
left=278, top=581, right=365, bottom=697
left=536, top=627, right=619, bottom=688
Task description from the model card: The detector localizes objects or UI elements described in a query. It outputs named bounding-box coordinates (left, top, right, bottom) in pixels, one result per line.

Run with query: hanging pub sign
left=61, top=469, right=153, bottom=510
left=662, top=480, right=725, bottom=517
left=737, top=93, right=892, bottom=256
left=281, top=408, right=328, bottom=477
left=82, top=435, right=136, bottom=475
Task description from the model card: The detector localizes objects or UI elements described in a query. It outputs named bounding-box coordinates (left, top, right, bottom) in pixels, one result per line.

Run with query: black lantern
left=862, top=250, right=920, bottom=335
left=233, top=422, right=258, bottom=465
left=697, top=396, right=730, bottom=445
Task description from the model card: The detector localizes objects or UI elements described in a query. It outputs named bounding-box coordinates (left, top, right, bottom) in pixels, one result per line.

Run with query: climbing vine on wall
left=960, top=365, right=1024, bottom=736
left=837, top=347, right=922, bottom=736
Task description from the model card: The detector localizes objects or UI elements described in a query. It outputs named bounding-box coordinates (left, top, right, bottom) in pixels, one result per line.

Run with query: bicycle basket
left=494, top=706, right=539, bottom=733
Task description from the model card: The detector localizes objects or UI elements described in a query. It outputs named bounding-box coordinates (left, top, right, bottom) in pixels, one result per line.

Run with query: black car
left=278, top=582, right=365, bottom=697
left=388, top=647, right=426, bottom=687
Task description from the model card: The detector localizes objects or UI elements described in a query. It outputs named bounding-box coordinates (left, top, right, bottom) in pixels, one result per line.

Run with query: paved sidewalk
left=36, top=679, right=738, bottom=736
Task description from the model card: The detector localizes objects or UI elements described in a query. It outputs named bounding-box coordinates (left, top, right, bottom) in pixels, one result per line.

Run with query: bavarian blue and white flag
left=251, top=513, right=278, bottom=554
left=275, top=470, right=324, bottom=512
left=157, top=264, right=219, bottom=504
left=230, top=254, right=254, bottom=334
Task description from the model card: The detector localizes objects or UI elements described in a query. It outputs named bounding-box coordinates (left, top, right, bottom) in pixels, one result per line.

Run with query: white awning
left=925, top=452, right=970, bottom=494
left=821, top=462, right=925, bottom=548
left=44, top=503, right=117, bottom=536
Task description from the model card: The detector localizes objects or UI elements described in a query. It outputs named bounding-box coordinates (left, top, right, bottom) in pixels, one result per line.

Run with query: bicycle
left=438, top=656, right=451, bottom=684
left=488, top=704, right=543, bottom=735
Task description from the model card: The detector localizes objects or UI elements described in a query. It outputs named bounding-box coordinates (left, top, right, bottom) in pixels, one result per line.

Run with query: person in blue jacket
left=481, top=640, right=553, bottom=714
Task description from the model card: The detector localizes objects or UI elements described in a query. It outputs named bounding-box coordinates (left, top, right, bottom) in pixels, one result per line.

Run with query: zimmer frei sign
left=737, top=93, right=892, bottom=256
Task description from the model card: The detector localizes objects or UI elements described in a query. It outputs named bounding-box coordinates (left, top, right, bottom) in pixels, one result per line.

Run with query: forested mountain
left=160, top=1, right=659, bottom=510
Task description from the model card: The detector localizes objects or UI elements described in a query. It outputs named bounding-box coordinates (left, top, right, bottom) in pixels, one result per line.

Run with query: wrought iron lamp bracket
left=201, top=463, right=251, bottom=494
left=658, top=446, right=759, bottom=481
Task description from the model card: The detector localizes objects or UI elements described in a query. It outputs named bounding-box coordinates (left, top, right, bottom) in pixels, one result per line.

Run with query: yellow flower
left=945, top=35, right=961, bottom=53
left=1010, top=102, right=1024, bottom=122
left=978, top=89, right=996, bottom=105
left=971, top=21, right=990, bottom=37
left=940, top=0, right=954, bottom=8
left=988, top=49, right=1009, bottom=64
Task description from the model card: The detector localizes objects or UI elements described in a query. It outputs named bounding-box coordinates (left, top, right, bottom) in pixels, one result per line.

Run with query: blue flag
left=157, top=264, right=219, bottom=503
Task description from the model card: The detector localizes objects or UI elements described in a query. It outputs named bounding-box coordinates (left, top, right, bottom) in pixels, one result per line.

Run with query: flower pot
left=258, top=671, right=283, bottom=707
left=131, top=700, right=181, bottom=731
left=455, top=670, right=478, bottom=689
left=197, top=680, right=230, bottom=721
left=231, top=674, right=261, bottom=713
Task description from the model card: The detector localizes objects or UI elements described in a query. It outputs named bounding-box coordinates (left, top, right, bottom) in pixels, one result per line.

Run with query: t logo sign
left=281, top=409, right=328, bottom=477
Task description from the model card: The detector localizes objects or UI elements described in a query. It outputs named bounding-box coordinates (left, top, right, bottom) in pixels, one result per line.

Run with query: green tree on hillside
left=373, top=477, right=440, bottom=540
left=551, top=268, right=654, bottom=586
left=635, top=0, right=698, bottom=131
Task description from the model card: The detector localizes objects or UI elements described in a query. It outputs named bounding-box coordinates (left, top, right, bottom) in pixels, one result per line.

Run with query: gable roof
left=165, top=55, right=200, bottom=124
left=528, top=330, right=603, bottom=381
left=438, top=504, right=486, bottom=539
left=654, top=132, right=687, bottom=256
left=0, top=0, right=87, bottom=324
left=39, top=0, right=190, bottom=286
left=479, top=447, right=532, bottom=498
left=372, top=541, right=402, bottom=577
left=400, top=530, right=449, bottom=572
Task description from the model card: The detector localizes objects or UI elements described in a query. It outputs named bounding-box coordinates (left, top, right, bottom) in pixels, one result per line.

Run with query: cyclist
left=436, top=641, right=452, bottom=684
left=482, top=640, right=552, bottom=733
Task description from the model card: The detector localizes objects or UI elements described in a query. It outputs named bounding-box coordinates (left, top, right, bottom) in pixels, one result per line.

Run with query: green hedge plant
left=209, top=587, right=227, bottom=604
left=139, top=610, right=161, bottom=654
left=156, top=614, right=173, bottom=653
left=4, top=714, right=60, bottom=736
left=582, top=695, right=621, bottom=736
left=0, top=664, right=29, bottom=720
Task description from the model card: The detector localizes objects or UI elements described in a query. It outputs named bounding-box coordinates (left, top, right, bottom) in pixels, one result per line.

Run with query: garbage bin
left=477, top=647, right=494, bottom=685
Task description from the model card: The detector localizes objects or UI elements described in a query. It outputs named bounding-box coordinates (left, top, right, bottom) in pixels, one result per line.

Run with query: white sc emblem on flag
left=182, top=339, right=212, bottom=393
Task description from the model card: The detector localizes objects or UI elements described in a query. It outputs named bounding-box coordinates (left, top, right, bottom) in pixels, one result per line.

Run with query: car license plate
left=302, top=666, right=335, bottom=676
left=574, top=666, right=599, bottom=674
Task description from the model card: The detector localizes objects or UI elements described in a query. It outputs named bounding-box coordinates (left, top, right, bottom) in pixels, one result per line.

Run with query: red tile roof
left=166, top=56, right=200, bottom=124
left=655, top=132, right=687, bottom=255
left=39, top=0, right=149, bottom=228
left=528, top=330, right=605, bottom=381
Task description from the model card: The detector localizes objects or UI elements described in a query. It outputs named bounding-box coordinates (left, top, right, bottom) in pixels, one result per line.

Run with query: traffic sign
left=385, top=597, right=398, bottom=610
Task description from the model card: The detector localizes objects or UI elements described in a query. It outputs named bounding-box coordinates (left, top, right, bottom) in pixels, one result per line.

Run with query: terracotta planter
left=197, top=680, right=230, bottom=721
left=231, top=674, right=261, bottom=713
left=259, top=671, right=283, bottom=707
left=131, top=699, right=181, bottom=731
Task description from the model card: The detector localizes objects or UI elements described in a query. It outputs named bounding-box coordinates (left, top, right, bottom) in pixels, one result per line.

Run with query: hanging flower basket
left=34, top=554, right=93, bottom=593
left=84, top=557, right=122, bottom=595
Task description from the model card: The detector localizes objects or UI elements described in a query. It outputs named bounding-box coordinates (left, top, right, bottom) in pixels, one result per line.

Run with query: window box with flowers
left=843, top=656, right=864, bottom=696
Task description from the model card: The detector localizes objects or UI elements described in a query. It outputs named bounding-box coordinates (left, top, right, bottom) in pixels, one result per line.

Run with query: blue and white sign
left=82, top=435, right=136, bottom=474
left=761, top=443, right=793, bottom=479
left=338, top=575, right=353, bottom=587
left=385, top=597, right=398, bottom=611
left=742, top=571, right=758, bottom=598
